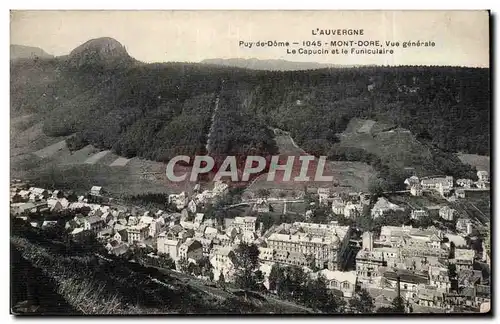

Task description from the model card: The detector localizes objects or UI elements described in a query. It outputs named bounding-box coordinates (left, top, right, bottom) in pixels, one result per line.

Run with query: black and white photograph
left=9, top=10, right=491, bottom=315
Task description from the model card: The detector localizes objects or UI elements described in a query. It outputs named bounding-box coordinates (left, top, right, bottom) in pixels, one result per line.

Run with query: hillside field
left=457, top=154, right=490, bottom=173
left=245, top=132, right=375, bottom=196
left=337, top=118, right=433, bottom=175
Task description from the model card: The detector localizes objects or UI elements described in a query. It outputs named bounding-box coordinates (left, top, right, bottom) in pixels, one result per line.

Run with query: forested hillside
left=10, top=38, right=490, bottom=183
left=250, top=67, right=490, bottom=155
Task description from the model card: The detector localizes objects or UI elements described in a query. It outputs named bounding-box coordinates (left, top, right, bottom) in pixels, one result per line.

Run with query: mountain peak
left=68, top=37, right=131, bottom=66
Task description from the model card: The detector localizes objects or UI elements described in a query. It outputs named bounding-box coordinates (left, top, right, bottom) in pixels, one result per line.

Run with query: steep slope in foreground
left=11, top=223, right=313, bottom=315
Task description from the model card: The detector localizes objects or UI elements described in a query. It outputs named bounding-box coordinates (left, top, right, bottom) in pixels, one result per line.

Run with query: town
left=10, top=169, right=491, bottom=314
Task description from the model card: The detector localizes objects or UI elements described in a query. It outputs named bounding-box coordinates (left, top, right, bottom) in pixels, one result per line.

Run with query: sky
left=10, top=10, right=490, bottom=67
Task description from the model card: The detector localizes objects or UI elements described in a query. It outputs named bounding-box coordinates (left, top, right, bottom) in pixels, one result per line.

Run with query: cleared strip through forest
left=205, top=95, right=220, bottom=154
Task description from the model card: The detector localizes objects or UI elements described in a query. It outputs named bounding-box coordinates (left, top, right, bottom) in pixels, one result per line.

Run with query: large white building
left=420, top=176, right=453, bottom=197
left=266, top=222, right=351, bottom=270
left=233, top=216, right=257, bottom=233
left=127, top=224, right=149, bottom=243
left=210, top=246, right=237, bottom=282
left=439, top=206, right=456, bottom=221
left=157, top=232, right=182, bottom=260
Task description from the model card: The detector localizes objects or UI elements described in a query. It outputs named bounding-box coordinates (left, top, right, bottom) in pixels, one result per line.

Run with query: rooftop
left=316, top=269, right=357, bottom=284
left=455, top=248, right=475, bottom=261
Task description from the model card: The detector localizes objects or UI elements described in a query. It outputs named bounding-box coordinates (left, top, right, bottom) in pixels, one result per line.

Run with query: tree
left=448, top=263, right=457, bottom=290
left=198, top=256, right=213, bottom=279
left=11, top=194, right=23, bottom=203
left=178, top=257, right=189, bottom=273
left=305, top=274, right=344, bottom=313
left=257, top=189, right=270, bottom=198
left=218, top=271, right=226, bottom=289
left=448, top=241, right=456, bottom=259
left=188, top=262, right=201, bottom=276
left=67, top=192, right=78, bottom=203
left=157, top=253, right=175, bottom=269
left=279, top=266, right=308, bottom=302
left=233, top=243, right=261, bottom=291
left=268, top=263, right=282, bottom=292
left=311, top=206, right=331, bottom=224
left=368, top=177, right=387, bottom=197
left=348, top=288, right=375, bottom=313
left=448, top=263, right=457, bottom=277
left=391, top=296, right=406, bottom=313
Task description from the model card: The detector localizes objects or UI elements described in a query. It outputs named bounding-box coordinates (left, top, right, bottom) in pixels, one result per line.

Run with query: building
left=415, top=288, right=445, bottom=308
left=11, top=201, right=49, bottom=215
left=90, top=186, right=103, bottom=196
left=148, top=219, right=163, bottom=238
left=127, top=224, right=149, bottom=243
left=371, top=197, right=404, bottom=219
left=253, top=199, right=270, bottom=213
left=458, top=269, right=483, bottom=289
left=437, top=182, right=452, bottom=197
left=187, top=200, right=197, bottom=213
left=168, top=192, right=188, bottom=210
left=379, top=225, right=446, bottom=259
left=266, top=222, right=351, bottom=270
left=214, top=233, right=232, bottom=247
left=456, top=179, right=474, bottom=188
left=204, top=227, right=219, bottom=240
left=194, top=213, right=204, bottom=226
left=476, top=181, right=490, bottom=189
left=429, top=266, right=452, bottom=292
left=258, top=247, right=275, bottom=262
left=477, top=171, right=489, bottom=182
left=331, top=197, right=346, bottom=215
left=157, top=232, right=181, bottom=260
left=362, top=232, right=374, bottom=251
left=282, top=251, right=314, bottom=268
left=439, top=206, right=456, bottom=221
left=454, top=249, right=475, bottom=271
left=382, top=269, right=429, bottom=295
left=404, top=176, right=420, bottom=188
left=114, top=229, right=128, bottom=243
left=355, top=250, right=386, bottom=285
left=410, top=185, right=423, bottom=196
left=455, top=189, right=466, bottom=199
left=420, top=176, right=453, bottom=190
left=420, top=176, right=454, bottom=197
left=106, top=240, right=129, bottom=256
left=314, top=269, right=357, bottom=298
left=318, top=188, right=331, bottom=206
left=233, top=216, right=257, bottom=233
left=411, top=209, right=429, bottom=221
left=69, top=227, right=86, bottom=239
left=456, top=218, right=473, bottom=235
left=211, top=246, right=237, bottom=282
left=83, top=216, right=105, bottom=233
left=28, top=187, right=49, bottom=199
left=47, top=199, right=63, bottom=212
left=199, top=238, right=214, bottom=256
left=344, top=203, right=362, bottom=219
left=179, top=239, right=204, bottom=263
left=212, top=180, right=229, bottom=195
